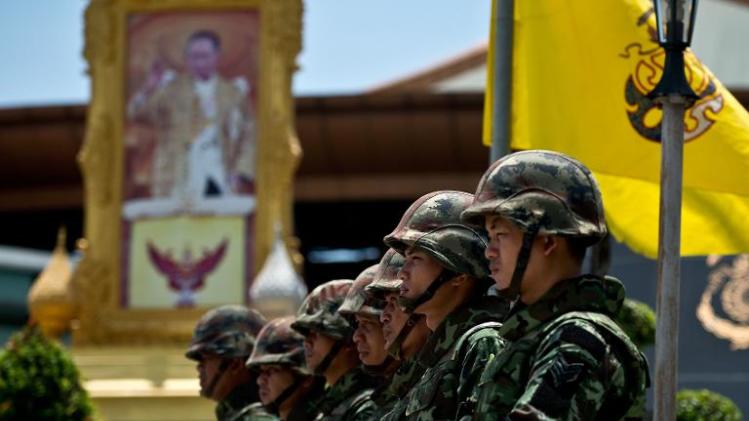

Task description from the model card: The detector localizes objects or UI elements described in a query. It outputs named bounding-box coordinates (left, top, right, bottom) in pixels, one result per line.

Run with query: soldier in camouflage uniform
left=382, top=190, right=510, bottom=420
left=363, top=248, right=432, bottom=416
left=185, top=305, right=268, bottom=421
left=245, top=317, right=326, bottom=421
left=291, top=280, right=378, bottom=420
left=338, top=264, right=394, bottom=372
left=461, top=150, right=649, bottom=420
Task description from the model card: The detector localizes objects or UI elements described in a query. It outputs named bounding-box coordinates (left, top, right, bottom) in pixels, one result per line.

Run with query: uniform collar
left=416, top=292, right=509, bottom=367
left=499, top=275, right=625, bottom=341
left=316, top=367, right=375, bottom=414
left=215, top=381, right=259, bottom=420
left=372, top=359, right=424, bottom=406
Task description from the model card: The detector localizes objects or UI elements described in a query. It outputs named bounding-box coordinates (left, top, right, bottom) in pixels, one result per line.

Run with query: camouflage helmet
left=339, top=264, right=386, bottom=320
left=185, top=305, right=267, bottom=361
left=384, top=190, right=490, bottom=280
left=291, top=280, right=354, bottom=340
left=365, top=249, right=405, bottom=298
left=461, top=150, right=607, bottom=245
left=245, top=317, right=309, bottom=376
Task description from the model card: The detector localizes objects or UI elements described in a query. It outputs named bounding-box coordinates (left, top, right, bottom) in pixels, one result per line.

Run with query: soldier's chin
left=305, top=357, right=320, bottom=372
left=492, top=276, right=509, bottom=290
left=259, top=391, right=272, bottom=405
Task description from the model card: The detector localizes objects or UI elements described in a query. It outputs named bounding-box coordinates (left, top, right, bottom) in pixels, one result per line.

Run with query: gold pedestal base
left=74, top=347, right=213, bottom=421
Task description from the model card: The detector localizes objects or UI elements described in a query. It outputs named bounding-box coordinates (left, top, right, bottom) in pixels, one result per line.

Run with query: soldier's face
left=185, top=38, right=219, bottom=81
left=381, top=292, right=407, bottom=348
left=257, top=365, right=295, bottom=406
left=303, top=330, right=336, bottom=372
left=381, top=292, right=430, bottom=358
left=399, top=248, right=443, bottom=301
left=353, top=314, right=387, bottom=366
left=197, top=354, right=230, bottom=399
left=484, top=215, right=525, bottom=290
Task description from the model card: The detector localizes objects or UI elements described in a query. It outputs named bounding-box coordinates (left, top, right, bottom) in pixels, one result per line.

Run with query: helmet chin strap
left=386, top=313, right=423, bottom=359
left=314, top=339, right=345, bottom=376
left=362, top=355, right=398, bottom=376
left=203, top=358, right=231, bottom=399
left=265, top=371, right=305, bottom=415
left=500, top=223, right=541, bottom=305
left=398, top=269, right=458, bottom=313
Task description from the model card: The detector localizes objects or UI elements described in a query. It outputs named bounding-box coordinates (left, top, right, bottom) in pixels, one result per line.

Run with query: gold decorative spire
left=28, top=227, right=76, bottom=338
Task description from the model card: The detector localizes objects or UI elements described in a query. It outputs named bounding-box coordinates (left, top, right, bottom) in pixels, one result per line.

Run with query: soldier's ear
left=540, top=235, right=559, bottom=257
left=231, top=358, right=247, bottom=371
left=449, top=274, right=470, bottom=286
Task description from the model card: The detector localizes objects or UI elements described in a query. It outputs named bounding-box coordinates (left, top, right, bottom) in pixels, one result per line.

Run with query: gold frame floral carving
left=73, top=0, right=302, bottom=345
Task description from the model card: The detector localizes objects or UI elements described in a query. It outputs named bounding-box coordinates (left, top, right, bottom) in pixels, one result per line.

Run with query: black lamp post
left=650, top=0, right=699, bottom=101
left=648, top=1, right=699, bottom=420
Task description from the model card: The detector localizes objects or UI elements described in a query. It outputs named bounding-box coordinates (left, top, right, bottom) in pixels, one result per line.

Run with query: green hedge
left=615, top=298, right=656, bottom=350
left=0, top=326, right=93, bottom=421
left=677, top=389, right=743, bottom=421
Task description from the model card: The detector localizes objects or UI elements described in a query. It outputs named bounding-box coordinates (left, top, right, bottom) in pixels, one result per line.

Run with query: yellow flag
left=482, top=0, right=497, bottom=147
left=484, top=0, right=749, bottom=258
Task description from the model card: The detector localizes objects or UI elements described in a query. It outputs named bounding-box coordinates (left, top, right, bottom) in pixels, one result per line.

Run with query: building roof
left=367, top=44, right=487, bottom=95
left=0, top=92, right=488, bottom=211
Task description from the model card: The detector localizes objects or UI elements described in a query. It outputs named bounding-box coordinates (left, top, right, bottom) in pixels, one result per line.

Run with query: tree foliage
left=615, top=298, right=656, bottom=350
left=677, top=389, right=743, bottom=421
left=0, top=326, right=93, bottom=421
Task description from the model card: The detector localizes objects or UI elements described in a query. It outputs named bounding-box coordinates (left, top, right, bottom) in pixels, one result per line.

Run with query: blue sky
left=0, top=1, right=490, bottom=108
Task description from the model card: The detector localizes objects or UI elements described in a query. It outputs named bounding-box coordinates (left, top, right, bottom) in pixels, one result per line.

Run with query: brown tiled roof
left=0, top=92, right=488, bottom=210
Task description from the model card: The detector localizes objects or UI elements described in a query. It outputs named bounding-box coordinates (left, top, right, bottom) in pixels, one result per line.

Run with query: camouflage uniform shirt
left=308, top=367, right=377, bottom=420
left=233, top=403, right=278, bottom=421
left=384, top=294, right=509, bottom=420
left=371, top=359, right=427, bottom=416
left=472, top=275, right=649, bottom=420
left=283, top=376, right=327, bottom=421
left=216, top=382, right=262, bottom=421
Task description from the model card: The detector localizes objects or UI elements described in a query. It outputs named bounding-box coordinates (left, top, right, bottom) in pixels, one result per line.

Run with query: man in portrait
left=127, top=29, right=255, bottom=202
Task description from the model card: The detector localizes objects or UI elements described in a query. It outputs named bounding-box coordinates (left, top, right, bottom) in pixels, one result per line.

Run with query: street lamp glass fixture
left=649, top=0, right=699, bottom=100
left=654, top=0, right=698, bottom=47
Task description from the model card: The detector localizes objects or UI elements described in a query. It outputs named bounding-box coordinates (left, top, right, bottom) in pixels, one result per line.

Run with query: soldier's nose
left=380, top=311, right=390, bottom=324
left=485, top=244, right=498, bottom=260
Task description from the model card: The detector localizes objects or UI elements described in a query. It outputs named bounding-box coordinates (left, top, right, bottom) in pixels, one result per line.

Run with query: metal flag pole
left=654, top=92, right=687, bottom=421
left=649, top=1, right=699, bottom=419
left=490, top=0, right=514, bottom=163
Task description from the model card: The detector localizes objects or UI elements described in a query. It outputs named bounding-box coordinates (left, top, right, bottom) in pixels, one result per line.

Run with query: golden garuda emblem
left=147, top=239, right=229, bottom=307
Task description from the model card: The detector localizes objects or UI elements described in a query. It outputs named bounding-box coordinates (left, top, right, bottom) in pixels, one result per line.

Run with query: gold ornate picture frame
left=74, top=0, right=302, bottom=345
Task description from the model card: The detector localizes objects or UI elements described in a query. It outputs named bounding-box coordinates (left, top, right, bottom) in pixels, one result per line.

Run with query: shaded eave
left=0, top=92, right=487, bottom=211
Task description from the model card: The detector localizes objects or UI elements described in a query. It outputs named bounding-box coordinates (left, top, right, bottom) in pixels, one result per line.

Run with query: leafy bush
left=0, top=326, right=93, bottom=420
left=677, top=389, right=742, bottom=421
left=615, top=298, right=656, bottom=350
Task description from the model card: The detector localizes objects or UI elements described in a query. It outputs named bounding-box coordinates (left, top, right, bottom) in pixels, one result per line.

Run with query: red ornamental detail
left=147, top=239, right=229, bottom=307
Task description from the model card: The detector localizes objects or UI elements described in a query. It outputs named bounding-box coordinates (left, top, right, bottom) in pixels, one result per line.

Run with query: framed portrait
left=74, top=0, right=302, bottom=344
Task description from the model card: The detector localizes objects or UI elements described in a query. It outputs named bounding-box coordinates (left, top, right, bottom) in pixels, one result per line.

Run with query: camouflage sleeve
left=508, top=320, right=624, bottom=420
left=456, top=329, right=506, bottom=419
left=231, top=403, right=280, bottom=421
left=346, top=395, right=378, bottom=421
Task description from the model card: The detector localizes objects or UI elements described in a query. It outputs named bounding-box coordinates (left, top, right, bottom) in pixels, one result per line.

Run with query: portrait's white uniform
left=128, top=70, right=254, bottom=201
